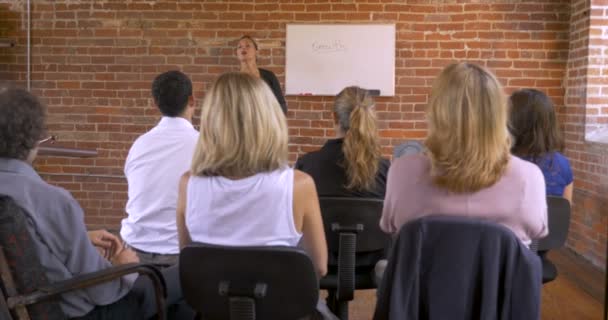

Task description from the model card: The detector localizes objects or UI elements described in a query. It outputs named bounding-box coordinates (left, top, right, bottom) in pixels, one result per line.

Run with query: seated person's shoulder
left=125, top=133, right=148, bottom=156
left=510, top=155, right=541, bottom=172
left=292, top=171, right=318, bottom=210
left=379, top=157, right=391, bottom=170
left=552, top=152, right=572, bottom=167
left=549, top=152, right=573, bottom=183
left=180, top=171, right=192, bottom=183
left=27, top=175, right=72, bottom=199
left=23, top=177, right=81, bottom=212
left=131, top=129, right=153, bottom=144
left=506, top=155, right=545, bottom=185
left=258, top=68, right=273, bottom=76
left=391, top=153, right=429, bottom=174
left=294, top=169, right=314, bottom=185
left=294, top=151, right=320, bottom=169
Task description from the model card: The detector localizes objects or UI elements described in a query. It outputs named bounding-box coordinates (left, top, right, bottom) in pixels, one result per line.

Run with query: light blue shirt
left=0, top=158, right=133, bottom=317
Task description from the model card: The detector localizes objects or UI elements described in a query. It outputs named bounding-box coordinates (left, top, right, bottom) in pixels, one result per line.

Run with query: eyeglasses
left=38, top=135, right=56, bottom=144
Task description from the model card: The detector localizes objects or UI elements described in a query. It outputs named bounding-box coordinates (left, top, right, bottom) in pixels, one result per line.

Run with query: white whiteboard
left=286, top=24, right=395, bottom=96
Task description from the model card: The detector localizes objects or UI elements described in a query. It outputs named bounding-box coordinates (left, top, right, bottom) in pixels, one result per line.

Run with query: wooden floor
left=337, top=248, right=605, bottom=320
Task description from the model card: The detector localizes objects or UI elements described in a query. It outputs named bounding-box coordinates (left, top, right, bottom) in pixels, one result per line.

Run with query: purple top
left=380, top=154, right=548, bottom=246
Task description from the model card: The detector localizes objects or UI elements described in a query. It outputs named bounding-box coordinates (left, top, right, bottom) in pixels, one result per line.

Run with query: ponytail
left=335, top=87, right=381, bottom=191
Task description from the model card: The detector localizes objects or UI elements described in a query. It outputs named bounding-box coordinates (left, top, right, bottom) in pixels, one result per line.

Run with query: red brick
left=4, top=0, right=603, bottom=270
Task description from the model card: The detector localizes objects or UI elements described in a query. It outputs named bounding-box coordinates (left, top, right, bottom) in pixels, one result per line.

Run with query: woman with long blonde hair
left=380, top=63, right=548, bottom=246
left=295, top=86, right=390, bottom=199
left=176, top=72, right=335, bottom=319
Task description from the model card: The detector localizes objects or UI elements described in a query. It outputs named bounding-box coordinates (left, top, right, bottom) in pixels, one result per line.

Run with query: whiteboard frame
left=285, top=23, right=396, bottom=97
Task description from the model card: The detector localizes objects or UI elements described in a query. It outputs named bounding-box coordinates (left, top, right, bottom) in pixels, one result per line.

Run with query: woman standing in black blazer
left=237, top=35, right=287, bottom=114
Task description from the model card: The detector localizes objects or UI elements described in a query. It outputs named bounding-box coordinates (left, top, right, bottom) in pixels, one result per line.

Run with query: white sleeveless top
left=185, top=167, right=302, bottom=247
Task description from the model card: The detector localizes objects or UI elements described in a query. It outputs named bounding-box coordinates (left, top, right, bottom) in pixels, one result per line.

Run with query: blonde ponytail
left=335, top=87, right=382, bottom=191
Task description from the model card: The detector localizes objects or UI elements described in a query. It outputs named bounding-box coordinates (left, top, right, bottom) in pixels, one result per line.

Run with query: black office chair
left=318, top=197, right=391, bottom=320
left=374, top=216, right=542, bottom=320
left=530, top=196, right=571, bottom=283
left=392, top=140, right=423, bottom=158
left=179, top=243, right=319, bottom=320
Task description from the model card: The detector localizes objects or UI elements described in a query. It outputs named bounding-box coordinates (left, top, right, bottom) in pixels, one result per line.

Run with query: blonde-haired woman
left=176, top=72, right=335, bottom=318
left=380, top=63, right=548, bottom=246
left=296, top=86, right=390, bottom=199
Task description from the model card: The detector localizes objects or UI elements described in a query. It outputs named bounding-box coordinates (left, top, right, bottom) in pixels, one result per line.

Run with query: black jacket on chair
left=374, top=216, right=542, bottom=320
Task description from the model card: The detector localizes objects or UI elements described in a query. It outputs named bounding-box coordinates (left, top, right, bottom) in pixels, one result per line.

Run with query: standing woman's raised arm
left=177, top=171, right=192, bottom=250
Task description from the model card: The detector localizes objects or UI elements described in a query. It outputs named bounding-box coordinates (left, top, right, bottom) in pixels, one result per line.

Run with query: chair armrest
left=7, top=263, right=166, bottom=312
left=374, top=259, right=387, bottom=288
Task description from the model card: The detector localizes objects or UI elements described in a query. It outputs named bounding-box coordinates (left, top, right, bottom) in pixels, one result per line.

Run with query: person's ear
left=185, top=96, right=196, bottom=119
left=188, top=95, right=195, bottom=108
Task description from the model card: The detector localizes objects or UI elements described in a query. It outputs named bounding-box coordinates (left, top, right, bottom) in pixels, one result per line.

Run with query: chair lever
left=331, top=223, right=364, bottom=233
left=253, top=283, right=267, bottom=298
left=219, top=281, right=268, bottom=299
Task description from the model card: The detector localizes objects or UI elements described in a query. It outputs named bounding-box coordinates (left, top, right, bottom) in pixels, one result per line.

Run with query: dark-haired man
left=0, top=88, right=188, bottom=318
left=121, top=70, right=198, bottom=265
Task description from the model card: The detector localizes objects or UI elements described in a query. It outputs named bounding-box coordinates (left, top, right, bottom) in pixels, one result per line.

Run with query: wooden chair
left=0, top=195, right=167, bottom=320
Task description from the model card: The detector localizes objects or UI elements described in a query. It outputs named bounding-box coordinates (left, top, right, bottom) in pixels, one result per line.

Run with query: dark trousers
left=72, top=265, right=194, bottom=320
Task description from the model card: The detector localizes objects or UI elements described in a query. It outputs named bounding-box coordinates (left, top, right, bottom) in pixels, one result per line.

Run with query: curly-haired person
left=0, top=88, right=190, bottom=319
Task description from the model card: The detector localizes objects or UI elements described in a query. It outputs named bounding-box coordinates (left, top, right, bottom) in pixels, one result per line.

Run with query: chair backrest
left=538, top=196, right=571, bottom=251
left=0, top=195, right=64, bottom=320
left=319, top=197, right=390, bottom=255
left=179, top=243, right=319, bottom=320
left=374, top=216, right=542, bottom=320
left=393, top=141, right=423, bottom=158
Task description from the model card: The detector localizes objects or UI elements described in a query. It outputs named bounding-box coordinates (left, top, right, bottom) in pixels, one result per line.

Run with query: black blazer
left=259, top=68, right=287, bottom=114
left=295, top=138, right=390, bottom=199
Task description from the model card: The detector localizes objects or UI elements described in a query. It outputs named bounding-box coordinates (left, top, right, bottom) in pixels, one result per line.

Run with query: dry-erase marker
left=368, top=89, right=381, bottom=96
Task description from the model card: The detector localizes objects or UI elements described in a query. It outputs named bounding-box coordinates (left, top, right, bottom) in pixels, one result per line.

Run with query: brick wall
left=587, top=0, right=608, bottom=142
left=2, top=1, right=604, bottom=269
left=563, top=0, right=608, bottom=269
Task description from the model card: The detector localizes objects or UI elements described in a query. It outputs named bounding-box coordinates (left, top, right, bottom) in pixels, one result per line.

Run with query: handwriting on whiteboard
left=312, top=40, right=347, bottom=54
